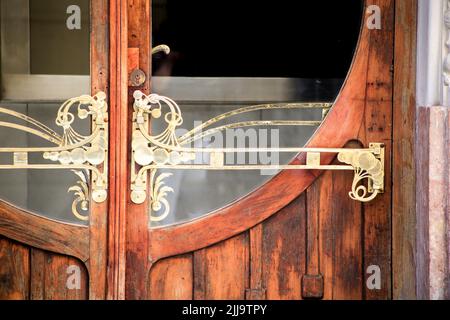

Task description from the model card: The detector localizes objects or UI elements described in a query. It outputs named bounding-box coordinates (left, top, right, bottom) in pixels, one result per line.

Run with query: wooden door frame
left=107, top=0, right=152, bottom=299
left=106, top=0, right=418, bottom=300
left=392, top=0, right=417, bottom=300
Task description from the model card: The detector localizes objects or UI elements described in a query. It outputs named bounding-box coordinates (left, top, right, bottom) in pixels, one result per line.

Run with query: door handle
left=130, top=90, right=385, bottom=222
left=152, top=44, right=171, bottom=56
left=129, top=45, right=171, bottom=87
left=0, top=92, right=109, bottom=221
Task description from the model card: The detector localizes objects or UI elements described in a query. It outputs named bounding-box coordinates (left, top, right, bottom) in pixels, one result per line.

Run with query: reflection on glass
left=150, top=0, right=363, bottom=227
left=0, top=0, right=91, bottom=224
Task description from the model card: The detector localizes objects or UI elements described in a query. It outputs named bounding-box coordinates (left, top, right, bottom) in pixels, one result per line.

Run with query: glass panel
left=151, top=0, right=364, bottom=227
left=0, top=0, right=91, bottom=225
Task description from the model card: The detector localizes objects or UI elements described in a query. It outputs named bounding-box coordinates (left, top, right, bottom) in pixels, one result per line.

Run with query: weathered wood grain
left=125, top=0, right=152, bottom=300
left=304, top=171, right=332, bottom=299
left=0, top=237, right=30, bottom=299
left=246, top=224, right=266, bottom=300
left=108, top=0, right=129, bottom=300
left=331, top=162, right=363, bottom=300
left=30, top=249, right=88, bottom=300
left=312, top=171, right=334, bottom=300
left=262, top=196, right=306, bottom=300
left=358, top=0, right=394, bottom=300
left=393, top=0, right=417, bottom=300
left=89, top=0, right=110, bottom=300
left=0, top=202, right=89, bottom=262
left=148, top=254, right=193, bottom=300
left=193, top=234, right=249, bottom=300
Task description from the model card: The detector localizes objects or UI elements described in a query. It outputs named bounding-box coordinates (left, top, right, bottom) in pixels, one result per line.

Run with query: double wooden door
left=0, top=0, right=412, bottom=300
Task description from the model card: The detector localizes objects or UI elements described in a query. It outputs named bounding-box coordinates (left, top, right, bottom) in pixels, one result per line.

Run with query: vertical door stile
left=124, top=0, right=152, bottom=300
left=88, top=0, right=110, bottom=300
left=107, top=0, right=129, bottom=300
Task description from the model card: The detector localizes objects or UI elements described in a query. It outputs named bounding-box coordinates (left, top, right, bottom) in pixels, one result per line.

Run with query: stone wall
left=416, top=106, right=450, bottom=299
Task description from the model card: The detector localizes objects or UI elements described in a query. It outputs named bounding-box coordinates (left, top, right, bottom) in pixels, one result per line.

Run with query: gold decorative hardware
left=0, top=92, right=109, bottom=221
left=152, top=44, right=171, bottom=56
left=130, top=91, right=383, bottom=222
left=306, top=152, right=321, bottom=167
left=210, top=152, right=225, bottom=168
left=13, top=152, right=28, bottom=165
left=130, top=69, right=147, bottom=87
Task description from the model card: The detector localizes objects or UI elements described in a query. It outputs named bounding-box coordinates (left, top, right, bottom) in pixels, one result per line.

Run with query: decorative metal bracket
left=130, top=91, right=384, bottom=222
left=0, top=92, right=108, bottom=221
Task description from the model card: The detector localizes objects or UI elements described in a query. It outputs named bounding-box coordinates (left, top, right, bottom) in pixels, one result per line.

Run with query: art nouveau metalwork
left=130, top=91, right=385, bottom=222
left=0, top=92, right=108, bottom=221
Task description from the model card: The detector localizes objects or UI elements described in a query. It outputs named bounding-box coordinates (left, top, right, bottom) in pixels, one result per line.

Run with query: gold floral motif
left=0, top=92, right=109, bottom=221
left=68, top=170, right=90, bottom=221
left=337, top=143, right=385, bottom=202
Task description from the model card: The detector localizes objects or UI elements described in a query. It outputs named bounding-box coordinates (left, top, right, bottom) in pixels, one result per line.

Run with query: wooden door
left=0, top=0, right=416, bottom=301
left=0, top=0, right=109, bottom=300
left=120, top=0, right=400, bottom=300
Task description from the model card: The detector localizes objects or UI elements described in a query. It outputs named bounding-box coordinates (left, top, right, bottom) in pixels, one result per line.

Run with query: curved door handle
left=152, top=44, right=171, bottom=56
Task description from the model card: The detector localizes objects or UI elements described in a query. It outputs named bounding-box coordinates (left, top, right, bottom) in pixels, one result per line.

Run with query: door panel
left=142, top=0, right=394, bottom=300
left=29, top=249, right=88, bottom=300
left=193, top=234, right=250, bottom=300
left=0, top=237, right=29, bottom=300
left=0, top=236, right=89, bottom=300
left=148, top=254, right=193, bottom=300
left=261, top=196, right=306, bottom=300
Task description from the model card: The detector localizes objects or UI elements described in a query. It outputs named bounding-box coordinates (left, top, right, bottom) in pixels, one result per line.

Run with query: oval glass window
left=0, top=0, right=92, bottom=225
left=150, top=0, right=365, bottom=227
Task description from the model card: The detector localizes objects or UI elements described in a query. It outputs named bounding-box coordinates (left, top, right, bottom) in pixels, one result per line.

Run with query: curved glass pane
left=150, top=0, right=364, bottom=227
left=0, top=0, right=91, bottom=225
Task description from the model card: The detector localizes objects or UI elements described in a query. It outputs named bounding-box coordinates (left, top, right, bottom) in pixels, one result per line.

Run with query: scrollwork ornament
left=131, top=90, right=385, bottom=223
left=149, top=170, right=174, bottom=222
left=68, top=170, right=90, bottom=221
left=0, top=92, right=109, bottom=222
left=337, top=145, right=384, bottom=203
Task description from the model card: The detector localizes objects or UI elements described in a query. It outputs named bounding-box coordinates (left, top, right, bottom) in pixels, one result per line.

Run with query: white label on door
left=66, top=5, right=81, bottom=30
left=366, top=265, right=381, bottom=290
left=66, top=265, right=81, bottom=290
left=366, top=5, right=382, bottom=30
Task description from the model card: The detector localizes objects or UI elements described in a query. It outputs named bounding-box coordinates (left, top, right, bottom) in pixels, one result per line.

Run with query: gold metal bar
left=0, top=127, right=100, bottom=153
left=140, top=164, right=355, bottom=171
left=179, top=102, right=332, bottom=143
left=0, top=121, right=61, bottom=144
left=138, top=121, right=370, bottom=154
left=0, top=107, right=62, bottom=143
left=181, top=120, right=322, bottom=145
left=0, top=164, right=102, bottom=176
